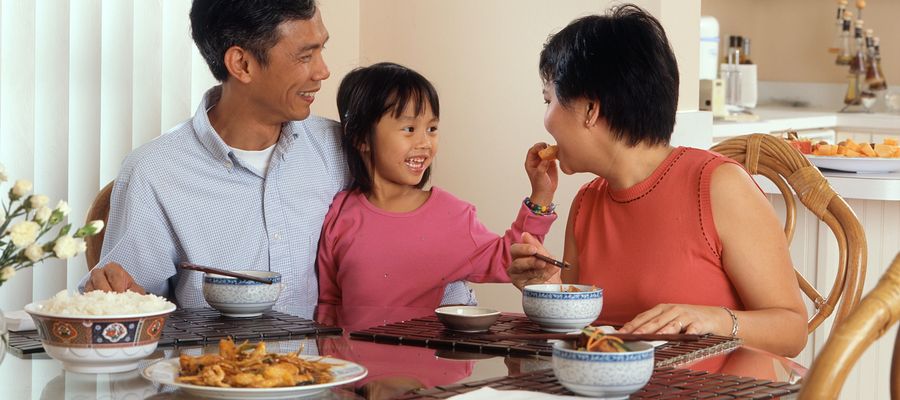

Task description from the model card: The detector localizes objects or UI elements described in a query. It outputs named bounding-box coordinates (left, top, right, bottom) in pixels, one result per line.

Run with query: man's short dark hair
left=190, top=0, right=318, bottom=82
left=539, top=4, right=679, bottom=146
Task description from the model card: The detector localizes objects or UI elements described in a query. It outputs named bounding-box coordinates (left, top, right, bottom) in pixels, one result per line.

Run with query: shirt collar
left=192, top=86, right=302, bottom=171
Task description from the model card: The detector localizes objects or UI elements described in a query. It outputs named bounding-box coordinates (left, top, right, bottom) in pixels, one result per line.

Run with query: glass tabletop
left=0, top=305, right=806, bottom=399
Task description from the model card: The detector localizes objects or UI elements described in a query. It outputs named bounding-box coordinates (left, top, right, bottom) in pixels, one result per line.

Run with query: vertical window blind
left=0, top=0, right=215, bottom=309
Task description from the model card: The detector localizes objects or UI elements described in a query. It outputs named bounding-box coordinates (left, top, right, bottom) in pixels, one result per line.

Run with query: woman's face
left=542, top=82, right=590, bottom=175
left=366, top=102, right=439, bottom=191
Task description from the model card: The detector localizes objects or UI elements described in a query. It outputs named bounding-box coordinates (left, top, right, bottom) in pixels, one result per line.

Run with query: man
left=82, top=0, right=473, bottom=318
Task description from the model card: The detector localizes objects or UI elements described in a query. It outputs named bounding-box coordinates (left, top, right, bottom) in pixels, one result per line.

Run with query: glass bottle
left=865, top=30, right=886, bottom=91
left=874, top=37, right=888, bottom=89
left=844, top=19, right=866, bottom=105
left=740, top=38, right=753, bottom=64
left=835, top=12, right=853, bottom=65
left=829, top=0, right=848, bottom=54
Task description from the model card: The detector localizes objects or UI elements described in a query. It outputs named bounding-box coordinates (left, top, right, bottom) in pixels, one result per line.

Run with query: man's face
left=249, top=10, right=330, bottom=122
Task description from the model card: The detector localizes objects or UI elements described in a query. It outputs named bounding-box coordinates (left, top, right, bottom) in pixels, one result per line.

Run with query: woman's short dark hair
left=337, top=62, right=440, bottom=194
left=190, top=0, right=318, bottom=82
left=539, top=4, right=679, bottom=147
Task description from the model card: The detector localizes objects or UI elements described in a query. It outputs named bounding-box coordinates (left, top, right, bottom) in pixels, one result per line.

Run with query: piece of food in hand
left=538, top=145, right=559, bottom=160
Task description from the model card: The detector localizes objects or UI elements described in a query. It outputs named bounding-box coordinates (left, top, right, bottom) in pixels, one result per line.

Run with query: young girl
left=316, top=62, right=558, bottom=316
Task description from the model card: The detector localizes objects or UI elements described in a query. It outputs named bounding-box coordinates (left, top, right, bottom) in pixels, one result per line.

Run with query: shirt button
left=273, top=233, right=281, bottom=240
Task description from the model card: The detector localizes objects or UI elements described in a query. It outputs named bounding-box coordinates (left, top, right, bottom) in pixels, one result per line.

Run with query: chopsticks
left=533, top=253, right=571, bottom=270
left=469, top=333, right=702, bottom=342
left=178, top=262, right=274, bottom=284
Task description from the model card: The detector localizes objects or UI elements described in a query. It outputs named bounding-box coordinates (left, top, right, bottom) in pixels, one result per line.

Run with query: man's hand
left=85, top=262, right=146, bottom=294
left=507, top=232, right=561, bottom=290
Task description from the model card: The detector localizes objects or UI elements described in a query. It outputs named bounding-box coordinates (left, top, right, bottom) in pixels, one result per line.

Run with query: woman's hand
left=619, top=304, right=731, bottom=336
left=525, top=142, right=558, bottom=207
left=508, top=232, right=561, bottom=290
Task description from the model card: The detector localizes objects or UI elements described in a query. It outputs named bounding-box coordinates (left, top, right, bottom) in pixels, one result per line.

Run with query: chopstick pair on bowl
left=178, top=262, right=275, bottom=284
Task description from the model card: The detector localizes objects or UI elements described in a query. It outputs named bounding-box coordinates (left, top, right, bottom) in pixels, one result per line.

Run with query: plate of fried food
left=787, top=136, right=900, bottom=173
left=142, top=338, right=367, bottom=399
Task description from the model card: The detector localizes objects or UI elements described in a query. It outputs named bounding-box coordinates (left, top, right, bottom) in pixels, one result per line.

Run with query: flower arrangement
left=1, top=162, right=104, bottom=286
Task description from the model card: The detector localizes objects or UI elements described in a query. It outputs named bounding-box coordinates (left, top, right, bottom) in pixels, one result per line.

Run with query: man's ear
left=223, top=46, right=253, bottom=84
left=585, top=101, right=601, bottom=128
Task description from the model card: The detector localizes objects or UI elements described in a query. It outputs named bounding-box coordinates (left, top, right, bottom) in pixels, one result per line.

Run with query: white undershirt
left=230, top=144, right=276, bottom=175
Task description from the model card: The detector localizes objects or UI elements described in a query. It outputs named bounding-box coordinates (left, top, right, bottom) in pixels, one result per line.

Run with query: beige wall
left=316, top=0, right=360, bottom=120
left=347, top=0, right=701, bottom=312
left=702, top=0, right=898, bottom=83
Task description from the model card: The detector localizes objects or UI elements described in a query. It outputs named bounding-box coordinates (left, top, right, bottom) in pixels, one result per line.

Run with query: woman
left=507, top=4, right=807, bottom=357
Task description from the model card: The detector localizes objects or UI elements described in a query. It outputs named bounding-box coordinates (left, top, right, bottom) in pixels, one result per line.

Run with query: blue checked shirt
left=80, top=87, right=474, bottom=318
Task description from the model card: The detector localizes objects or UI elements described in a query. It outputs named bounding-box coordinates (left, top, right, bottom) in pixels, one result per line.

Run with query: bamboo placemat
left=396, top=367, right=802, bottom=399
left=7, top=308, right=341, bottom=357
left=350, top=314, right=742, bottom=367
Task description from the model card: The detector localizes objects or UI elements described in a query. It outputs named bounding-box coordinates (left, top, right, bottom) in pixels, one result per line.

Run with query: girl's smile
left=367, top=102, right=439, bottom=190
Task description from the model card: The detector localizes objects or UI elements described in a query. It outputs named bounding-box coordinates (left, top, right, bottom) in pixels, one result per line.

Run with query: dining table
left=0, top=304, right=806, bottom=399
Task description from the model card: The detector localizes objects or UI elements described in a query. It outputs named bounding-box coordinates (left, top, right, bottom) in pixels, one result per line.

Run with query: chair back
left=84, top=181, right=113, bottom=270
left=798, top=252, right=900, bottom=399
left=710, top=134, right=867, bottom=332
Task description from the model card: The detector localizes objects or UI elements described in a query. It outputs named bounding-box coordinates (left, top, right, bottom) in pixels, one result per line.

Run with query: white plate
left=806, top=156, right=900, bottom=173
left=142, top=355, right=368, bottom=399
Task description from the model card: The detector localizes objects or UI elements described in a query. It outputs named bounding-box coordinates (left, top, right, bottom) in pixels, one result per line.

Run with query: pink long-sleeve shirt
left=316, top=187, right=556, bottom=310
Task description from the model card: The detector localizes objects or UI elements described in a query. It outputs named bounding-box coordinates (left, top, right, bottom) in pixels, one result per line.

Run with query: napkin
left=449, top=387, right=580, bottom=400
left=4, top=309, right=36, bottom=331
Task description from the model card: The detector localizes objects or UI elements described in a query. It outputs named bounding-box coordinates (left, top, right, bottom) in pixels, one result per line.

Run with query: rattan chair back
left=85, top=181, right=113, bottom=270
left=711, top=134, right=867, bottom=333
left=799, top=252, right=900, bottom=399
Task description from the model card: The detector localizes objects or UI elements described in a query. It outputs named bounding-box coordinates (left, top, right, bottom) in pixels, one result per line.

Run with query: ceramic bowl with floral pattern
left=552, top=340, right=654, bottom=398
left=202, top=270, right=283, bottom=318
left=522, top=284, right=603, bottom=332
left=24, top=301, right=176, bottom=374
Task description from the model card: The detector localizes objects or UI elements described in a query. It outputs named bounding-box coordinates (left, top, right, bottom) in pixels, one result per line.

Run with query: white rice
left=39, top=290, right=175, bottom=316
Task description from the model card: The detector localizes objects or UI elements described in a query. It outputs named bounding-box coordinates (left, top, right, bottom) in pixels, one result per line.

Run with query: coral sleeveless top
left=573, top=147, right=745, bottom=324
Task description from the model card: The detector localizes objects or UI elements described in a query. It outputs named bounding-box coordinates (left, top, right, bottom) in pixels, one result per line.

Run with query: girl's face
left=543, top=82, right=590, bottom=175
left=366, top=102, right=439, bottom=190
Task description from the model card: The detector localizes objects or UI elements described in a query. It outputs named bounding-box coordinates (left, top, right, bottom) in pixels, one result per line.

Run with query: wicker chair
left=710, top=134, right=867, bottom=333
left=798, top=252, right=900, bottom=399
left=84, top=181, right=114, bottom=270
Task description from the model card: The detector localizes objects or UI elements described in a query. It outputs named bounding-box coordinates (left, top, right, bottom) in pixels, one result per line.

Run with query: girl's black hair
left=336, top=62, right=440, bottom=193
left=539, top=4, right=679, bottom=147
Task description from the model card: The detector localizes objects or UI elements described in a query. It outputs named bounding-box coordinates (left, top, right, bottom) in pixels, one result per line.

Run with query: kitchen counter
left=712, top=106, right=900, bottom=139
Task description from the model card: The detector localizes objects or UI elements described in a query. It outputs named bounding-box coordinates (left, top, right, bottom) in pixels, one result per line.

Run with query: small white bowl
left=435, top=306, right=501, bottom=333
left=202, top=271, right=283, bottom=318
left=24, top=302, right=176, bottom=373
left=552, top=340, right=654, bottom=399
left=522, top=284, right=603, bottom=332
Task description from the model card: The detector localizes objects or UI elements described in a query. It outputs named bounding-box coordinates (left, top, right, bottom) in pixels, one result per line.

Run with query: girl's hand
left=525, top=142, right=558, bottom=207
left=618, top=304, right=732, bottom=336
left=508, top=232, right=561, bottom=290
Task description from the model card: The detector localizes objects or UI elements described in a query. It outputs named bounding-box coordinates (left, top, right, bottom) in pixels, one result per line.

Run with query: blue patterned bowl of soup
left=25, top=290, right=176, bottom=373
left=522, top=284, right=603, bottom=332
left=202, top=271, right=283, bottom=318
left=552, top=339, right=654, bottom=398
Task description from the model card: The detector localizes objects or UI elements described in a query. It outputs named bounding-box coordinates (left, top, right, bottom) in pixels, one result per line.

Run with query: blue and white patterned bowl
left=522, top=284, right=603, bottom=332
left=202, top=271, right=283, bottom=318
left=552, top=340, right=654, bottom=399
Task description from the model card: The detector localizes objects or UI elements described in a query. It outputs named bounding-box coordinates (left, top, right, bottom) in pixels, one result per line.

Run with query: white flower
left=55, top=200, right=70, bottom=216
left=12, top=179, right=33, bottom=197
left=89, top=220, right=104, bottom=233
left=8, top=221, right=40, bottom=248
left=77, top=239, right=87, bottom=253
left=53, top=236, right=78, bottom=259
left=24, top=243, right=44, bottom=262
left=0, top=162, right=7, bottom=183
left=30, top=194, right=49, bottom=209
left=34, top=206, right=52, bottom=223
left=0, top=266, right=15, bottom=281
